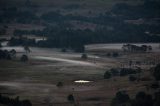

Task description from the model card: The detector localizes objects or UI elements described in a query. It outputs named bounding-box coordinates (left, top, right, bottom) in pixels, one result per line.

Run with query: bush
left=129, top=75, right=137, bottom=81
left=81, top=53, right=88, bottom=59
left=139, top=77, right=152, bottom=81
left=104, top=71, right=111, bottom=79
left=110, top=68, right=119, bottom=76
left=56, top=82, right=63, bottom=87
left=0, top=95, right=32, bottom=106
left=154, top=91, right=160, bottom=106
left=134, top=92, right=153, bottom=106
left=21, top=100, right=32, bottom=106
left=61, top=48, right=66, bottom=52
left=112, top=52, right=119, bottom=57
left=120, top=68, right=137, bottom=76
left=67, top=94, right=74, bottom=102
left=20, top=55, right=28, bottom=62
left=153, top=64, right=160, bottom=80
left=116, top=91, right=130, bottom=103
left=151, top=82, right=159, bottom=89
left=111, top=90, right=158, bottom=106
left=111, top=91, right=130, bottom=106
left=106, top=53, right=111, bottom=57
left=6, top=54, right=11, bottom=60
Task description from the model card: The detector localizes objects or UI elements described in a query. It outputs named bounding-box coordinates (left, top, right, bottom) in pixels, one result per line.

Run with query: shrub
left=86, top=97, right=100, bottom=101
left=110, top=68, right=119, bottom=76
left=81, top=53, right=88, bottom=59
left=134, top=92, right=153, bottom=106
left=151, top=82, right=159, bottom=89
left=116, top=91, right=130, bottom=103
left=129, top=75, right=137, bottom=81
left=6, top=54, right=11, bottom=60
left=111, top=91, right=157, bottom=106
left=106, top=53, right=111, bottom=57
left=120, top=68, right=137, bottom=76
left=112, top=52, right=119, bottom=57
left=0, top=95, right=32, bottom=106
left=21, top=100, right=32, bottom=106
left=67, top=94, right=74, bottom=102
left=154, top=91, right=160, bottom=106
left=111, top=91, right=130, bottom=106
left=139, top=77, right=152, bottom=81
left=104, top=71, right=111, bottom=79
left=153, top=64, right=160, bottom=80
left=56, top=82, right=63, bottom=87
left=20, top=55, right=28, bottom=62
left=61, top=48, right=66, bottom=52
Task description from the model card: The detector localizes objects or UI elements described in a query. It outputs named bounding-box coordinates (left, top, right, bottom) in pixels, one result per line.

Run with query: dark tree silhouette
left=104, top=71, right=112, bottom=79
left=111, top=91, right=130, bottom=106
left=67, top=94, right=75, bottom=102
left=81, top=53, right=88, bottom=59
left=20, top=55, right=28, bottom=62
left=153, top=64, right=160, bottom=80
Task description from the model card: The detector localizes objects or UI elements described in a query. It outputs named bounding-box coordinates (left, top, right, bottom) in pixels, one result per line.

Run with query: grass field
left=0, top=44, right=160, bottom=106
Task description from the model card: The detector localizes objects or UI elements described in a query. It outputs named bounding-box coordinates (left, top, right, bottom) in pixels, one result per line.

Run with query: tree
left=61, top=48, right=67, bottom=52
left=129, top=75, right=137, bottom=81
left=132, top=92, right=153, bottom=106
left=20, top=55, right=28, bottom=62
left=110, top=68, right=119, bottom=76
left=154, top=91, right=160, bottom=106
left=120, top=68, right=137, bottom=76
left=24, top=45, right=31, bottom=53
left=153, top=64, right=160, bottom=80
left=81, top=53, right=88, bottom=59
left=56, top=82, right=63, bottom=87
left=10, top=49, right=16, bottom=58
left=150, top=81, right=159, bottom=89
left=104, top=71, right=111, bottom=79
left=25, top=0, right=31, bottom=7
left=106, top=53, right=111, bottom=57
left=112, top=52, right=119, bottom=57
left=67, top=94, right=74, bottom=102
left=111, top=91, right=130, bottom=106
left=21, top=100, right=32, bottom=106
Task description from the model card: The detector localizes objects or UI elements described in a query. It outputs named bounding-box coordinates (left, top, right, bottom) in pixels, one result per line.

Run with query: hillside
left=0, top=0, right=160, bottom=49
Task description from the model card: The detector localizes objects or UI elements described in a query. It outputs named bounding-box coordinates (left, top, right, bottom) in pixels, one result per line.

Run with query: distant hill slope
left=0, top=0, right=144, bottom=8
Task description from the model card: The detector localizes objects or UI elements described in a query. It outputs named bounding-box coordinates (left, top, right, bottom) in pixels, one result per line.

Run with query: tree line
left=1, top=1, right=160, bottom=51
left=0, top=94, right=32, bottom=106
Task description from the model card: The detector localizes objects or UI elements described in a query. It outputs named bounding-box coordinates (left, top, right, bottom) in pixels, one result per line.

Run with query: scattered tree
left=112, top=52, right=119, bottom=57
left=81, top=53, right=88, bottom=59
left=61, top=48, right=67, bottom=52
left=0, top=95, right=32, bottom=106
left=106, top=53, right=111, bottom=57
left=110, top=68, right=119, bottom=76
left=56, top=82, right=63, bottom=87
left=20, top=55, right=28, bottom=62
left=104, top=71, right=112, bottom=79
left=67, top=94, right=75, bottom=102
left=153, top=64, right=160, bottom=80
left=129, top=75, right=137, bottom=82
left=150, top=81, right=159, bottom=89
left=111, top=91, right=130, bottom=106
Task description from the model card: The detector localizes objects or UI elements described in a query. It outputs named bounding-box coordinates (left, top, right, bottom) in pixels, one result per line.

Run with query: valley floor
left=0, top=44, right=160, bottom=106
